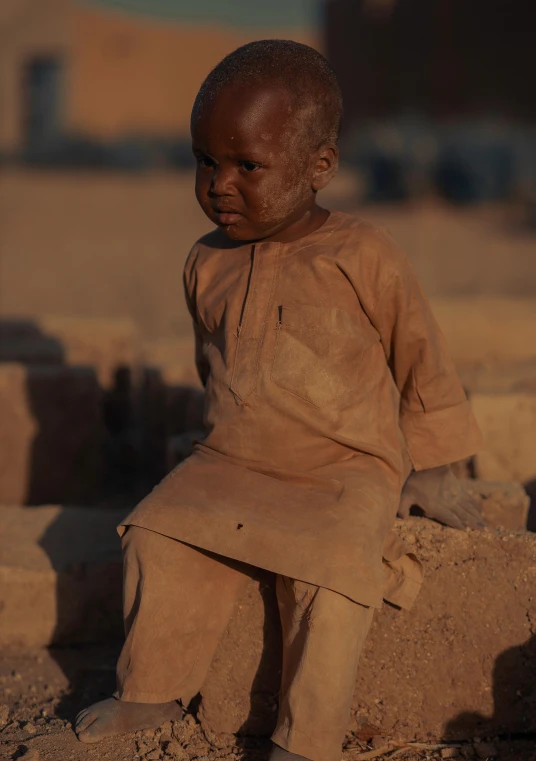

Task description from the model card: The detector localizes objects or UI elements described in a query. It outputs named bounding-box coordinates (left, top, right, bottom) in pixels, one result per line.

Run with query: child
left=75, top=41, right=484, bottom=761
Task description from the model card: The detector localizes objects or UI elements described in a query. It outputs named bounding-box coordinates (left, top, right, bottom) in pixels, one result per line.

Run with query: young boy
left=75, top=41, right=484, bottom=761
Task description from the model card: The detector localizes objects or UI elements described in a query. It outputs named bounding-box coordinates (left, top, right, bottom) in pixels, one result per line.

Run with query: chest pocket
left=271, top=304, right=379, bottom=408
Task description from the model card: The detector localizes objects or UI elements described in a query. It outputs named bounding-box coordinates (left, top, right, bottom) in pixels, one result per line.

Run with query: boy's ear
left=311, top=143, right=339, bottom=191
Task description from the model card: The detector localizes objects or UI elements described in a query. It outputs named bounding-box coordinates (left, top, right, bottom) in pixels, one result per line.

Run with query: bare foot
left=399, top=465, right=486, bottom=530
left=75, top=696, right=183, bottom=743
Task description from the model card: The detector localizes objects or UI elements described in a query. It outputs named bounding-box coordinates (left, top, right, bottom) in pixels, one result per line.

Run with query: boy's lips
left=213, top=207, right=243, bottom=225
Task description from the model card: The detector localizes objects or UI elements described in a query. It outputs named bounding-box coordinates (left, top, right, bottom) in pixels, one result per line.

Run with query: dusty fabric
left=115, top=526, right=373, bottom=761
left=121, top=212, right=483, bottom=608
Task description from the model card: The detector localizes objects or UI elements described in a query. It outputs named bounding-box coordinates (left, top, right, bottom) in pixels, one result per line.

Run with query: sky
left=82, top=0, right=321, bottom=28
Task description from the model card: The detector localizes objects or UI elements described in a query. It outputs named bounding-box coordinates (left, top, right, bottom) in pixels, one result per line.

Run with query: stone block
left=139, top=350, right=204, bottom=483
left=470, top=393, right=536, bottom=484
left=198, top=519, right=536, bottom=742
left=0, top=363, right=104, bottom=505
left=0, top=319, right=63, bottom=365
left=0, top=316, right=140, bottom=389
left=140, top=336, right=199, bottom=388
left=431, top=297, right=536, bottom=367
left=38, top=315, right=140, bottom=389
left=0, top=505, right=125, bottom=647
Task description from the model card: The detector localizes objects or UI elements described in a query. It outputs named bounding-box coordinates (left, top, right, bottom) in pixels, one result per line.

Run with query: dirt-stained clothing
left=120, top=211, right=482, bottom=609
left=116, top=526, right=373, bottom=761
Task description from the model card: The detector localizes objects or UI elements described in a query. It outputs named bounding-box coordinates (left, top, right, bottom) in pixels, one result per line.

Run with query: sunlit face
left=191, top=84, right=321, bottom=242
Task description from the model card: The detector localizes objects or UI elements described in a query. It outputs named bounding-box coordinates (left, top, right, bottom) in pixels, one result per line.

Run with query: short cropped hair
left=192, top=40, right=343, bottom=148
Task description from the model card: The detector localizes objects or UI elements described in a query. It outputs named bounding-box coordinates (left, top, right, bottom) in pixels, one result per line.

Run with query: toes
left=75, top=708, right=90, bottom=725
left=76, top=711, right=97, bottom=734
left=77, top=724, right=102, bottom=744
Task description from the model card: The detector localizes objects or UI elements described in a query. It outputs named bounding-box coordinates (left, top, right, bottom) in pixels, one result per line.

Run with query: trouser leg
left=272, top=578, right=374, bottom=761
left=115, top=526, right=251, bottom=704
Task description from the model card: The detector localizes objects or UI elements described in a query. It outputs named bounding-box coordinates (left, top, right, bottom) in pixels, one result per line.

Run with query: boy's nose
left=210, top=167, right=235, bottom=196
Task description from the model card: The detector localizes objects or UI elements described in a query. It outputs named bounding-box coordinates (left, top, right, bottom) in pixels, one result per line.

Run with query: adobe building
left=0, top=0, right=318, bottom=156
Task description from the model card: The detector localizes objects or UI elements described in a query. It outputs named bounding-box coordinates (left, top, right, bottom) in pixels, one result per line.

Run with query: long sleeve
left=183, top=246, right=209, bottom=388
left=369, top=239, right=483, bottom=471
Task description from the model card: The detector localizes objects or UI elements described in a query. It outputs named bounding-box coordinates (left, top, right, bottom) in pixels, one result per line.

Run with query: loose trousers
left=115, top=526, right=374, bottom=761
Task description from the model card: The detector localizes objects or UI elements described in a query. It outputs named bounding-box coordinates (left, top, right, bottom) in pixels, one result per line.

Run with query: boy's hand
left=399, top=465, right=486, bottom=530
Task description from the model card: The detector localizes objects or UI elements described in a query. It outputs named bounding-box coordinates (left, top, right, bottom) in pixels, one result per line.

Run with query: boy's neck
left=257, top=205, right=331, bottom=244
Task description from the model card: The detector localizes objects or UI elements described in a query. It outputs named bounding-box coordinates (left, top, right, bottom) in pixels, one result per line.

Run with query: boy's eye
left=196, top=156, right=216, bottom=169
left=239, top=161, right=261, bottom=172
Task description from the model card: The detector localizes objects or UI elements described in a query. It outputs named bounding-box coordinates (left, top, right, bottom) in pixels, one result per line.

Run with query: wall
left=68, top=3, right=318, bottom=139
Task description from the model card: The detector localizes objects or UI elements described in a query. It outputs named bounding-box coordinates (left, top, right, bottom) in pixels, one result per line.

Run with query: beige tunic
left=121, top=211, right=483, bottom=609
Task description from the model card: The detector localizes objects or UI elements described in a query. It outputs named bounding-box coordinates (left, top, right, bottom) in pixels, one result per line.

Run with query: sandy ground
left=1, top=170, right=535, bottom=340
left=2, top=647, right=536, bottom=761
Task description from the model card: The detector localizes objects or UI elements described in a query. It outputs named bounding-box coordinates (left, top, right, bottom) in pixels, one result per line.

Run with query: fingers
left=429, top=506, right=465, bottom=531
left=456, top=498, right=487, bottom=529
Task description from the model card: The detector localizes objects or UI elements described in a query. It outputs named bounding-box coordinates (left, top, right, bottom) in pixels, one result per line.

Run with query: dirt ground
left=1, top=645, right=536, bottom=761
left=1, top=170, right=535, bottom=340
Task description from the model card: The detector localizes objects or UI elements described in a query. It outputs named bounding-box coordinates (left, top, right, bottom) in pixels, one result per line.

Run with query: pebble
left=19, top=750, right=40, bottom=761
left=166, top=740, right=188, bottom=759
left=22, top=721, right=36, bottom=734
left=0, top=704, right=9, bottom=727
left=441, top=749, right=460, bottom=759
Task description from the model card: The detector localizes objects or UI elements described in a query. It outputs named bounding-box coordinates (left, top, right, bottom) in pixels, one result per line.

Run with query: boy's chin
left=216, top=221, right=258, bottom=242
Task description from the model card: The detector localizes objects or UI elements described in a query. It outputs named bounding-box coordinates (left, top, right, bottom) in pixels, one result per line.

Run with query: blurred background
left=0, top=0, right=535, bottom=509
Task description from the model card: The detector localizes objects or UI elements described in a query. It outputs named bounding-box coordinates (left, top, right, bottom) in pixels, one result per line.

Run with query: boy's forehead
left=193, top=82, right=299, bottom=145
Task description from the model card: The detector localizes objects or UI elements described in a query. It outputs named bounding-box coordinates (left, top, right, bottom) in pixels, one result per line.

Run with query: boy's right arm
left=183, top=245, right=209, bottom=388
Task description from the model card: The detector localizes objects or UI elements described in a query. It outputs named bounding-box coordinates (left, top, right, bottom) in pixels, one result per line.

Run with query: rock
left=470, top=393, right=536, bottom=483
left=0, top=504, right=125, bottom=646
left=163, top=741, right=187, bottom=761
left=19, top=749, right=40, bottom=761
left=0, top=704, right=9, bottom=726
left=22, top=722, right=36, bottom=733
left=0, top=363, right=104, bottom=505
left=464, top=479, right=530, bottom=531
left=198, top=519, right=536, bottom=742
left=441, top=749, right=460, bottom=759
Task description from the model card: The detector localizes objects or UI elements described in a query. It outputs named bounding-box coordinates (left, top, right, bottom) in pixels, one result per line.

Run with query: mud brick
left=0, top=504, right=124, bottom=646
left=0, top=363, right=104, bottom=505
left=0, top=319, right=63, bottom=365
left=140, top=336, right=200, bottom=387
left=470, top=393, right=536, bottom=484
left=38, top=315, right=140, bottom=389
left=431, top=297, right=536, bottom=366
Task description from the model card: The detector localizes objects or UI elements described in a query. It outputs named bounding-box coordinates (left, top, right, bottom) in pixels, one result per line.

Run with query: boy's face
left=191, top=83, right=334, bottom=241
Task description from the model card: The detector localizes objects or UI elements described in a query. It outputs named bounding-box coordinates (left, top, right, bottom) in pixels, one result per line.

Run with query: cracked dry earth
left=1, top=648, right=536, bottom=761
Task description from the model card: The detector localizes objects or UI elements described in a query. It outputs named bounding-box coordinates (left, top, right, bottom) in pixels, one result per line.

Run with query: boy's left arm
left=369, top=239, right=485, bottom=528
